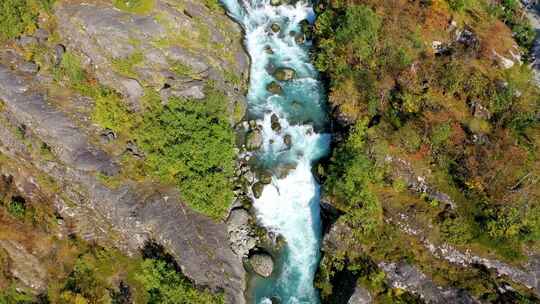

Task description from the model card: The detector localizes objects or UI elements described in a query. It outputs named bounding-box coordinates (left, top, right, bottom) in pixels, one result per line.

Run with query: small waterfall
left=221, top=0, right=330, bottom=303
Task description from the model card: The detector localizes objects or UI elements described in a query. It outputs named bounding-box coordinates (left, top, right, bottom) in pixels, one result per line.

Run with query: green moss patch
left=113, top=0, right=155, bottom=15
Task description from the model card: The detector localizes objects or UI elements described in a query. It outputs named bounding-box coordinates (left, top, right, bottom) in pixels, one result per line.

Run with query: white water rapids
left=220, top=0, right=331, bottom=303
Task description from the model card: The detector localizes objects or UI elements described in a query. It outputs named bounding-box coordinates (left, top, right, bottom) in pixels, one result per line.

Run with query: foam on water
left=220, top=0, right=330, bottom=303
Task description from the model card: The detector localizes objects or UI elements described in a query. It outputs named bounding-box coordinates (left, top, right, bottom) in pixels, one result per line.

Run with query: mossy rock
left=271, top=114, right=281, bottom=132
left=266, top=81, right=282, bottom=95
left=273, top=68, right=296, bottom=81
left=246, top=129, right=263, bottom=151
left=252, top=182, right=264, bottom=199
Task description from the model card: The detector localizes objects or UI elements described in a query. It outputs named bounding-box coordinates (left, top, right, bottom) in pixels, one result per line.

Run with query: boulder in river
left=270, top=0, right=281, bottom=6
left=264, top=45, right=274, bottom=54
left=259, top=171, right=273, bottom=185
left=274, top=67, right=296, bottom=81
left=246, top=129, right=263, bottom=151
left=249, top=252, right=274, bottom=277
left=283, top=134, right=292, bottom=148
left=299, top=19, right=314, bottom=40
left=271, top=23, right=281, bottom=33
left=252, top=182, right=265, bottom=198
left=270, top=296, right=282, bottom=304
left=271, top=114, right=281, bottom=132
left=267, top=81, right=283, bottom=95
left=295, top=34, right=305, bottom=45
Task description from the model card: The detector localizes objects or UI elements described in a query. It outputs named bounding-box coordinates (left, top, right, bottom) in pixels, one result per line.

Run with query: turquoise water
left=220, top=1, right=330, bottom=303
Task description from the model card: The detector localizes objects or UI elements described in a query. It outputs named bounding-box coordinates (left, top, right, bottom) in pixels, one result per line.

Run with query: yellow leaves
left=329, top=77, right=363, bottom=119
left=401, top=92, right=421, bottom=114
left=468, top=117, right=492, bottom=134
left=465, top=177, right=484, bottom=193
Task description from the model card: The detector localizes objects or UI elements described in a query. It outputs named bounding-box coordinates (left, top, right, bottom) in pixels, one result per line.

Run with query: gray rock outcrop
left=392, top=215, right=540, bottom=297
left=379, top=262, right=477, bottom=304
left=526, top=3, right=540, bottom=86
left=228, top=208, right=258, bottom=257
left=0, top=240, right=47, bottom=293
left=348, top=285, right=373, bottom=304
left=54, top=0, right=248, bottom=114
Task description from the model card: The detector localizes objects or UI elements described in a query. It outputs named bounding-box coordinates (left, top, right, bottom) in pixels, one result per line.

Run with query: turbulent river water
left=221, top=0, right=330, bottom=303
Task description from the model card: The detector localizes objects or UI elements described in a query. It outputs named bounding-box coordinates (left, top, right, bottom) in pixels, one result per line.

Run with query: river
left=220, top=0, right=331, bottom=303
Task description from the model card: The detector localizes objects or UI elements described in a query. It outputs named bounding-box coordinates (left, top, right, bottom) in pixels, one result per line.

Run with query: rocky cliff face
left=0, top=0, right=249, bottom=302
left=526, top=3, right=540, bottom=86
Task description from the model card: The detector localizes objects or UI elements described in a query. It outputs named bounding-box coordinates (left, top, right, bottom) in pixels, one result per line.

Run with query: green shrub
left=136, top=259, right=223, bottom=304
left=484, top=206, right=527, bottom=240
left=136, top=90, right=235, bottom=219
left=111, top=52, right=144, bottom=78
left=0, top=286, right=34, bottom=304
left=397, top=125, right=422, bottom=152
left=337, top=5, right=381, bottom=63
left=0, top=0, right=38, bottom=41
left=447, top=0, right=466, bottom=11
left=490, top=0, right=536, bottom=51
left=440, top=216, right=474, bottom=244
left=203, top=0, right=222, bottom=11
left=430, top=123, right=452, bottom=147
left=468, top=118, right=491, bottom=134
left=64, top=258, right=104, bottom=301
left=56, top=51, right=234, bottom=219
left=92, top=88, right=135, bottom=135
left=54, top=52, right=86, bottom=87
left=315, top=5, right=381, bottom=73
left=325, top=119, right=383, bottom=236
left=7, top=197, right=26, bottom=218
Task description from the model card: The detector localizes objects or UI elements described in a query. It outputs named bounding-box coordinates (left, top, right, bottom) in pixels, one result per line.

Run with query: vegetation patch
left=0, top=0, right=42, bottom=41
left=54, top=52, right=235, bottom=220
left=111, top=51, right=144, bottom=78
left=113, top=0, right=155, bottom=15
left=136, top=90, right=236, bottom=219
left=314, top=0, right=540, bottom=300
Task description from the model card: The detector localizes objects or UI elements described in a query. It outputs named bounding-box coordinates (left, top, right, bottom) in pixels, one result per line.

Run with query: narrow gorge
left=222, top=0, right=330, bottom=303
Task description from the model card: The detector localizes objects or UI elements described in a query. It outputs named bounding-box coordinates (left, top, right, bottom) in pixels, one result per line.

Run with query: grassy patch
left=7, top=196, right=26, bottom=219
left=113, top=0, right=155, bottom=14
left=0, top=0, right=50, bottom=41
left=203, top=0, right=223, bottom=11
left=170, top=61, right=197, bottom=78
left=111, top=51, right=144, bottom=78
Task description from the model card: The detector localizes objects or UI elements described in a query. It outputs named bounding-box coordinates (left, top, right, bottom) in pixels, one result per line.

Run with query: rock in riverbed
left=246, top=129, right=263, bottom=151
left=267, top=81, right=283, bottom=95
left=283, top=134, right=292, bottom=148
left=228, top=208, right=258, bottom=257
left=274, top=67, right=296, bottom=81
left=271, top=114, right=282, bottom=132
left=249, top=252, right=274, bottom=277
left=252, top=182, right=265, bottom=198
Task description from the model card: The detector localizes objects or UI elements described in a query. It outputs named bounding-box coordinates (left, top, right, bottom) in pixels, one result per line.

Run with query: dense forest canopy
left=314, top=0, right=540, bottom=302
